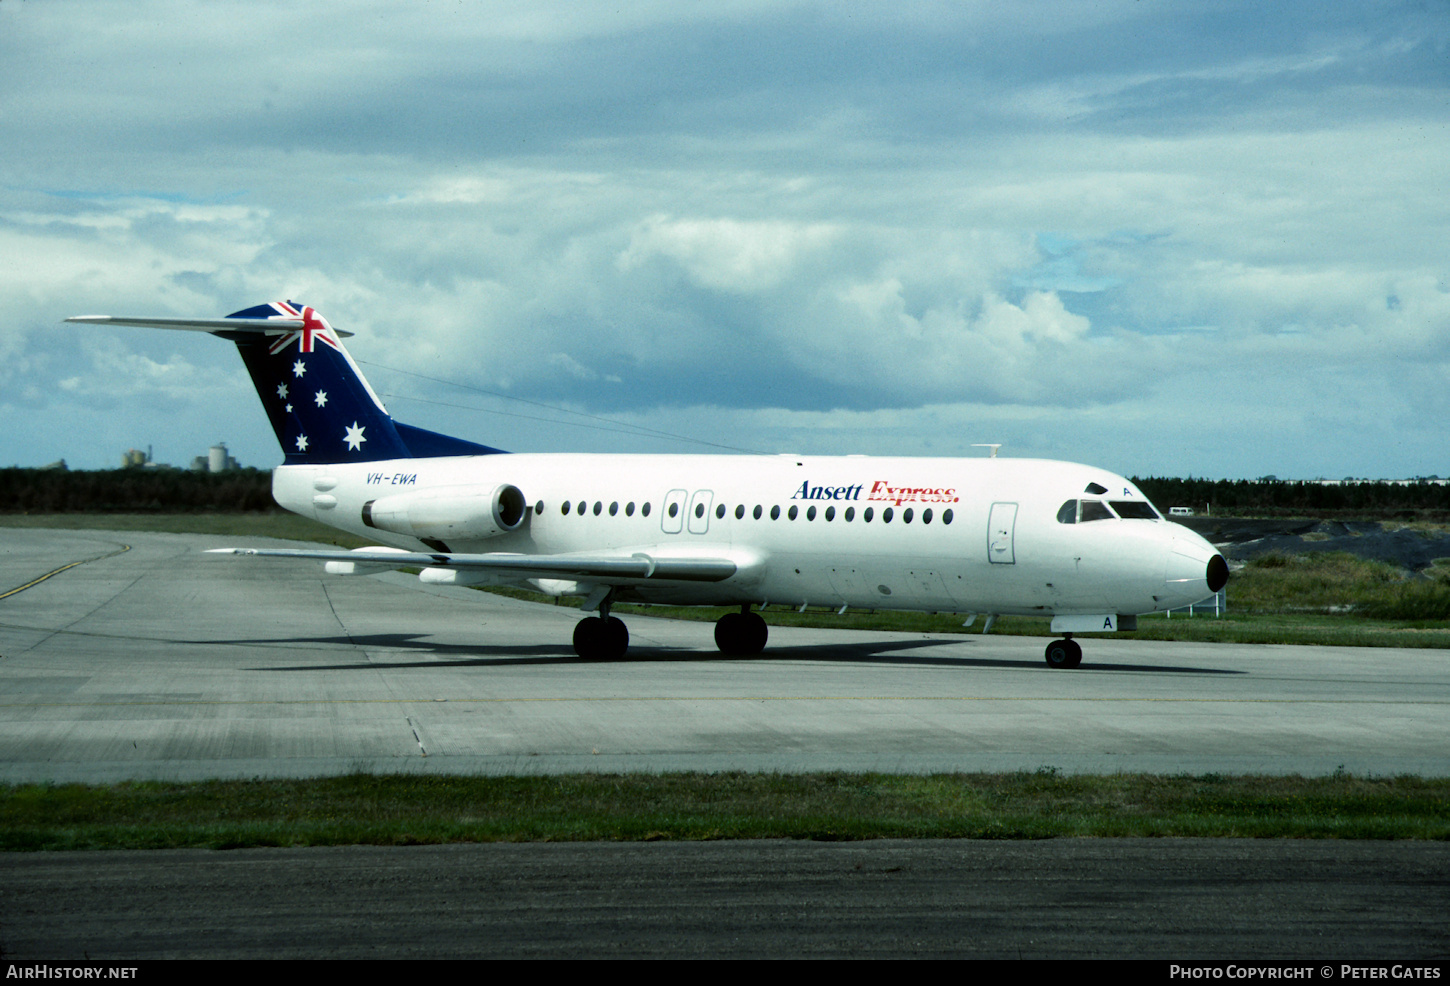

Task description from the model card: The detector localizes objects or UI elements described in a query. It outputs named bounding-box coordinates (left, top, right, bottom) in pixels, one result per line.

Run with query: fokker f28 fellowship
left=66, top=302, right=1228, bottom=667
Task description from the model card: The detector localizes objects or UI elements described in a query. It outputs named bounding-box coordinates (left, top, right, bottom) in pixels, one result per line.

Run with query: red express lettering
left=867, top=481, right=959, bottom=506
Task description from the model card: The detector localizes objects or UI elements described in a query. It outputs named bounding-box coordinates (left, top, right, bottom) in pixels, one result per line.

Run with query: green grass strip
left=4, top=772, right=1447, bottom=851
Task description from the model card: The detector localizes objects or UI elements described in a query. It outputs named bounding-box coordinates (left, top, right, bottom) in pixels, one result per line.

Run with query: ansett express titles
left=791, top=480, right=961, bottom=507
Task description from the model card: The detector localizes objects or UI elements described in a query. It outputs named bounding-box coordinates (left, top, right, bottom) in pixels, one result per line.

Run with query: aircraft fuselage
left=274, top=452, right=1220, bottom=618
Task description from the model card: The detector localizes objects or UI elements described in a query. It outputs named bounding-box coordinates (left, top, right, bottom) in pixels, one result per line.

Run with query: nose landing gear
left=1044, top=636, right=1082, bottom=669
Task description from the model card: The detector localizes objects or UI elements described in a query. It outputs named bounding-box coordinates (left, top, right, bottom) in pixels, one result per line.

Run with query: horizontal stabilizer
left=65, top=315, right=354, bottom=337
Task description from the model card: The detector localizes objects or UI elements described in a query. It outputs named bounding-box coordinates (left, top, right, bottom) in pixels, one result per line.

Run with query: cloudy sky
left=3, top=0, right=1447, bottom=479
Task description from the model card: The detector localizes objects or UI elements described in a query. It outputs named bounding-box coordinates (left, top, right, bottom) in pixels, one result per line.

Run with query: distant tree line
left=0, top=468, right=279, bottom=513
left=1133, top=477, right=1450, bottom=520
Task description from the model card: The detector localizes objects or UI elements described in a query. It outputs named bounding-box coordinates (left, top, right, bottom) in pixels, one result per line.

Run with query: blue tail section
left=225, top=302, right=505, bottom=464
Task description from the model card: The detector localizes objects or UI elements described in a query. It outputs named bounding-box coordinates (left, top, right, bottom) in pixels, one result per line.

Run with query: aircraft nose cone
left=1165, top=532, right=1229, bottom=601
left=1206, top=553, right=1229, bottom=593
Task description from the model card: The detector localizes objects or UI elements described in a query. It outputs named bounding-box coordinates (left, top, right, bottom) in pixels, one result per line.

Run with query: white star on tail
left=293, top=359, right=306, bottom=377
left=315, top=390, right=328, bottom=407
left=343, top=422, right=366, bottom=451
left=295, top=434, right=309, bottom=452
left=276, top=382, right=288, bottom=399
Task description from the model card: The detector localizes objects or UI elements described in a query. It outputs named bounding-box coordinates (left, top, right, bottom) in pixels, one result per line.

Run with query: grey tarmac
left=0, top=529, right=1447, bottom=781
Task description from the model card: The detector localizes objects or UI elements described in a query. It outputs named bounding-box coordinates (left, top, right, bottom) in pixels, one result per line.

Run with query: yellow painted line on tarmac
left=0, top=544, right=131, bottom=600
left=0, top=562, right=91, bottom=600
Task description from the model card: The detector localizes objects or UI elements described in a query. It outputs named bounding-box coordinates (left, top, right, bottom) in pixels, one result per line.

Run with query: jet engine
left=361, top=483, right=529, bottom=542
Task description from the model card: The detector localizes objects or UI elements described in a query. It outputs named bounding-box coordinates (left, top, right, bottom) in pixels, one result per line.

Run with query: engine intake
left=362, top=484, right=529, bottom=542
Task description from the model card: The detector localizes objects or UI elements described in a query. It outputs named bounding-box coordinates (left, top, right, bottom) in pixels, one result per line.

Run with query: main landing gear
left=572, top=590, right=629, bottom=660
left=571, top=601, right=769, bottom=660
left=573, top=614, right=629, bottom=660
left=1044, top=636, right=1082, bottom=669
left=714, top=606, right=768, bottom=656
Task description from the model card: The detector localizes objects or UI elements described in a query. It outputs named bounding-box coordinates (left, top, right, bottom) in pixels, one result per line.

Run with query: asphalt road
left=3, top=839, right=1447, bottom=959
left=1181, top=516, right=1450, bottom=571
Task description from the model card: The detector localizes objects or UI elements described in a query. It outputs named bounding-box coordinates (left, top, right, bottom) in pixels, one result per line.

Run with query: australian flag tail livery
left=68, top=302, right=505, bottom=464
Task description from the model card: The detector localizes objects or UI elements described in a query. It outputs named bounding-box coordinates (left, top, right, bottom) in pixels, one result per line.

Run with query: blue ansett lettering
left=790, top=481, right=863, bottom=501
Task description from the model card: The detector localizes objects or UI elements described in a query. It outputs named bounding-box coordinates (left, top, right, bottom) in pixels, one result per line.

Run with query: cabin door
left=988, top=502, right=1017, bottom=564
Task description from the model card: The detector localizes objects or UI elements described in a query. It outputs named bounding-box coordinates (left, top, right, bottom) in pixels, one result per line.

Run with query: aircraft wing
left=207, top=546, right=739, bottom=582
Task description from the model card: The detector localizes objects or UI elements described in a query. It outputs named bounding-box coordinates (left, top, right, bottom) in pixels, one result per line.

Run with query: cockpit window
left=1057, top=499, right=1118, bottom=523
left=1084, top=482, right=1108, bottom=495
left=1058, top=497, right=1163, bottom=524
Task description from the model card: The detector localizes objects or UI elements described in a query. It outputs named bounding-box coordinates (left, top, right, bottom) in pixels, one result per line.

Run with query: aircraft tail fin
left=67, top=301, right=505, bottom=464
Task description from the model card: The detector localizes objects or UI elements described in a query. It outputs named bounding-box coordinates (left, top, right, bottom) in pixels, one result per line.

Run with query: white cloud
left=617, top=215, right=840, bottom=292
left=2, top=1, right=1446, bottom=478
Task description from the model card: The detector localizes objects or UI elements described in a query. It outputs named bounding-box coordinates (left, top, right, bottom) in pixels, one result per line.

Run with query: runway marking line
left=0, top=544, right=131, bottom=601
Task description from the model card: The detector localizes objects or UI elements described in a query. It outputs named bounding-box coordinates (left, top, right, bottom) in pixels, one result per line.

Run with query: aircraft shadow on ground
left=232, top=631, right=1241, bottom=675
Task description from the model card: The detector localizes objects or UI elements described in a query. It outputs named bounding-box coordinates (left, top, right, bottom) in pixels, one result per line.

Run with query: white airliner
left=67, top=302, right=1228, bottom=667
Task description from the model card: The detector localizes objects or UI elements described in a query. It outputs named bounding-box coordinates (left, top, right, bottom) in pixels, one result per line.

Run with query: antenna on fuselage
left=972, top=444, right=1002, bottom=458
